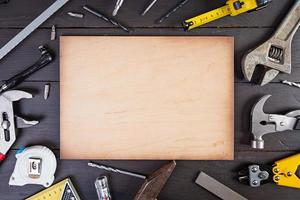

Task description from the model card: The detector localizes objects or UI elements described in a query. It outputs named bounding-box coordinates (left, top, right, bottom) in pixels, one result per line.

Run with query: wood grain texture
left=60, top=36, right=234, bottom=160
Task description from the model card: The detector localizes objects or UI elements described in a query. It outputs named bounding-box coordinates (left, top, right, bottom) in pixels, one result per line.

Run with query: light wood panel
left=60, top=36, right=234, bottom=160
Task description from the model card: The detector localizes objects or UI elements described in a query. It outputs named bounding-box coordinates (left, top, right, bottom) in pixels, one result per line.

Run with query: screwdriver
left=0, top=46, right=54, bottom=93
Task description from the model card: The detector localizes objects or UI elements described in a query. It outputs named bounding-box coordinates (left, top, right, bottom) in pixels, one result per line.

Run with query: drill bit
left=112, top=0, right=124, bottom=16
left=44, top=83, right=50, bottom=100
left=141, top=0, right=158, bottom=16
left=282, top=80, right=300, bottom=89
left=157, top=0, right=190, bottom=24
left=88, top=162, right=146, bottom=179
left=50, top=25, right=56, bottom=41
left=68, top=11, right=84, bottom=18
left=83, top=5, right=130, bottom=33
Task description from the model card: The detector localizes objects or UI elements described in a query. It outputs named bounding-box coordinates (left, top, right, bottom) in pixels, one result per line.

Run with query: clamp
left=0, top=90, right=39, bottom=162
left=242, top=0, right=300, bottom=85
left=250, top=95, right=300, bottom=149
left=238, top=153, right=300, bottom=189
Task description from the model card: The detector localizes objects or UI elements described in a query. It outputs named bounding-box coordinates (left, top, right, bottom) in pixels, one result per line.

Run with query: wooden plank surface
left=0, top=0, right=299, bottom=199
left=60, top=36, right=234, bottom=160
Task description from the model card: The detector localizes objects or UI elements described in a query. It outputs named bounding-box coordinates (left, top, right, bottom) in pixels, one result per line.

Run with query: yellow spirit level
left=183, top=0, right=272, bottom=31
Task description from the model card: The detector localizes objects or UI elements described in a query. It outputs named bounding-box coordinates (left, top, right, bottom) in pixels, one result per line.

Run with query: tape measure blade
left=26, top=179, right=68, bottom=200
left=185, top=5, right=230, bottom=30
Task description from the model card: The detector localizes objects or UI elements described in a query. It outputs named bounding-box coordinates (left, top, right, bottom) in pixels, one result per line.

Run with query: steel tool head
left=250, top=94, right=300, bottom=149
left=251, top=95, right=275, bottom=149
left=134, top=161, right=176, bottom=200
left=242, top=0, right=300, bottom=85
left=241, top=42, right=289, bottom=86
left=0, top=90, right=39, bottom=160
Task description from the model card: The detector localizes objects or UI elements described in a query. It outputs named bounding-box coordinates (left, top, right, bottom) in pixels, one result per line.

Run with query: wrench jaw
left=0, top=90, right=39, bottom=161
left=242, top=44, right=277, bottom=86
left=242, top=37, right=293, bottom=86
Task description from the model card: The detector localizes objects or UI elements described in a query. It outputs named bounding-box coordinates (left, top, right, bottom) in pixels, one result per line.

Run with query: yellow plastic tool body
left=184, top=0, right=259, bottom=31
left=26, top=178, right=80, bottom=200
left=272, top=153, right=300, bottom=189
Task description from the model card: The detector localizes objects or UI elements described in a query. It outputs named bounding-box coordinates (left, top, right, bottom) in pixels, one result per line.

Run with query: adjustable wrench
left=250, top=95, right=300, bottom=149
left=242, top=1, right=300, bottom=86
left=0, top=90, right=39, bottom=162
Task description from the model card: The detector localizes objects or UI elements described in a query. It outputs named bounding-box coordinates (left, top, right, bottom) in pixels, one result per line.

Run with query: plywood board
left=60, top=36, right=234, bottom=160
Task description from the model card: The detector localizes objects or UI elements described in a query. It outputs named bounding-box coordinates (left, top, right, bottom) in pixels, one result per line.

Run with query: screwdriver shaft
left=83, top=5, right=130, bottom=32
left=157, top=0, right=190, bottom=24
left=142, top=0, right=158, bottom=16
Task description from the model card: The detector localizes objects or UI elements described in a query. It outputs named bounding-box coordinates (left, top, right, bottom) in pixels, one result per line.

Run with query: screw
left=258, top=172, right=268, bottom=180
left=280, top=122, right=285, bottom=126
left=252, top=180, right=258, bottom=185
left=287, top=172, right=293, bottom=176
left=274, top=168, right=279, bottom=173
left=274, top=176, right=280, bottom=181
left=251, top=167, right=258, bottom=173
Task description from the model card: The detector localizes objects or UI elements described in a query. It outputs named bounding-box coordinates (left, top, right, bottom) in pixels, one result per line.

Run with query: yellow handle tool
left=272, top=153, right=300, bottom=189
left=183, top=0, right=271, bottom=31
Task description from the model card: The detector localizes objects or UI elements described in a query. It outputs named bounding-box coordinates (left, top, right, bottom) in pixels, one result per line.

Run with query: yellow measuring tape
left=26, top=178, right=81, bottom=200
left=183, top=0, right=271, bottom=31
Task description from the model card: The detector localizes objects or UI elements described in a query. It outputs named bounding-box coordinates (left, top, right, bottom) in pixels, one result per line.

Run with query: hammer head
left=251, top=95, right=275, bottom=149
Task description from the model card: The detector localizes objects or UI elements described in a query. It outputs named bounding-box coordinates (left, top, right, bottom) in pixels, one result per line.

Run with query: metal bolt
left=274, top=176, right=280, bottom=181
left=258, top=172, right=268, bottom=180
left=287, top=172, right=293, bottom=176
left=252, top=180, right=258, bottom=185
left=280, top=122, right=285, bottom=126
left=274, top=168, right=279, bottom=173
left=251, top=167, right=258, bottom=173
left=1, top=120, right=9, bottom=129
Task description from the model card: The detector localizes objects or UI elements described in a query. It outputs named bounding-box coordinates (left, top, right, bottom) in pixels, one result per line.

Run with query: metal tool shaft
left=0, top=0, right=69, bottom=61
left=141, top=0, right=158, bottom=16
left=196, top=172, right=248, bottom=200
left=88, top=162, right=146, bottom=179
left=282, top=80, right=300, bottom=88
left=83, top=5, right=130, bottom=32
left=113, top=0, right=124, bottom=16
left=157, top=0, right=190, bottom=24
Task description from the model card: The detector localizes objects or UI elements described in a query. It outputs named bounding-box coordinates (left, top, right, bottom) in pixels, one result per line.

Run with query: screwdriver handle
left=2, top=46, right=54, bottom=92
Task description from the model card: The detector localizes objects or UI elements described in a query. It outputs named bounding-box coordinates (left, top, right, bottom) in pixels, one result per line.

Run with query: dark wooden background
left=0, top=0, right=300, bottom=199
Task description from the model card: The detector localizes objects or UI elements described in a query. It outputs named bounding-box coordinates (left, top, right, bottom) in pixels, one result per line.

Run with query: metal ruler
left=26, top=178, right=81, bottom=200
left=0, top=0, right=69, bottom=61
left=196, top=172, right=248, bottom=200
